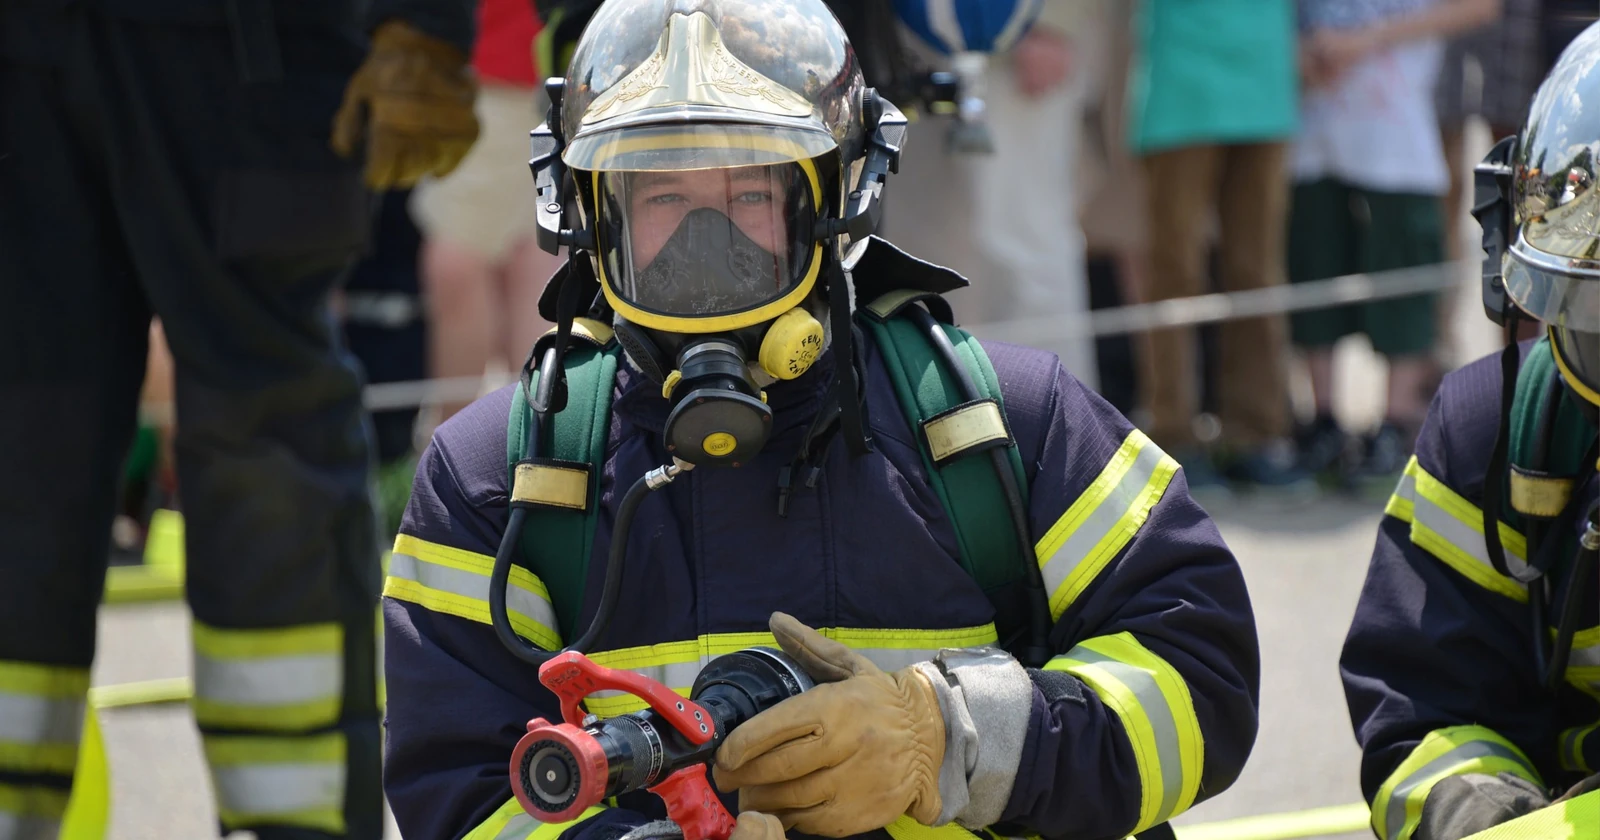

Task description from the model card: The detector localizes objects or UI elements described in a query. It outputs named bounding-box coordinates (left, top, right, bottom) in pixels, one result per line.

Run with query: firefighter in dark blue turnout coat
left=1341, top=22, right=1600, bottom=840
left=381, top=2, right=1261, bottom=839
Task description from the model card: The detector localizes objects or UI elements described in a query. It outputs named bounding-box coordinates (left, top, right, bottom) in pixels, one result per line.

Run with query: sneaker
left=1222, top=439, right=1321, bottom=502
left=1171, top=447, right=1234, bottom=508
left=1351, top=422, right=1414, bottom=500
left=1295, top=413, right=1352, bottom=482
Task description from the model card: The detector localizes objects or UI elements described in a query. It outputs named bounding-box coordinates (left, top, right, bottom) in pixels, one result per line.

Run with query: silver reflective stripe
left=1384, top=741, right=1526, bottom=840
left=1040, top=440, right=1167, bottom=603
left=0, top=692, right=83, bottom=748
left=1404, top=475, right=1531, bottom=580
left=193, top=653, right=340, bottom=706
left=1566, top=641, right=1600, bottom=669
left=213, top=761, right=345, bottom=817
left=496, top=812, right=540, bottom=840
left=389, top=552, right=559, bottom=632
left=586, top=648, right=946, bottom=704
left=1068, top=648, right=1182, bottom=821
left=0, top=812, right=60, bottom=840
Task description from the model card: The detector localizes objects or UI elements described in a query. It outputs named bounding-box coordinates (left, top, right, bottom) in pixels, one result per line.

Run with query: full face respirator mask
left=592, top=160, right=830, bottom=466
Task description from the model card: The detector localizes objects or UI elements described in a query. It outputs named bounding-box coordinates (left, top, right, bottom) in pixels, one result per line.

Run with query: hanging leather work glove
left=331, top=20, right=479, bottom=190
left=730, top=812, right=787, bottom=840
left=713, top=613, right=945, bottom=837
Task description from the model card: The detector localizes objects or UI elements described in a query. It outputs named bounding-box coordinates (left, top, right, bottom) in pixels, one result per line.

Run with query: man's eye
left=646, top=193, right=686, bottom=205
left=735, top=191, right=774, bottom=204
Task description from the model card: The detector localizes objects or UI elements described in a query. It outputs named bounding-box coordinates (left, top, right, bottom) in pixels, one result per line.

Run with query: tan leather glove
left=713, top=613, right=945, bottom=837
left=331, top=20, right=479, bottom=189
left=730, top=812, right=786, bottom=840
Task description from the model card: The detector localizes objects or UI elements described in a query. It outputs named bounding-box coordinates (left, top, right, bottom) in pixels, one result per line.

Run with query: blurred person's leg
left=1358, top=188, right=1443, bottom=482
left=1139, top=145, right=1221, bottom=460
left=412, top=83, right=551, bottom=420
left=0, top=38, right=151, bottom=836
left=79, top=14, right=382, bottom=839
left=343, top=189, right=426, bottom=467
left=1288, top=179, right=1363, bottom=480
left=1212, top=142, right=1303, bottom=486
left=971, top=38, right=1097, bottom=389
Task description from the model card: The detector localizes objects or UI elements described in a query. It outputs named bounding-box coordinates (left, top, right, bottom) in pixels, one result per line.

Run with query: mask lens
left=597, top=162, right=816, bottom=321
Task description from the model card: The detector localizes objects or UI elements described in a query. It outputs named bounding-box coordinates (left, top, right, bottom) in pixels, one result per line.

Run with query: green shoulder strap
left=859, top=295, right=1032, bottom=601
left=506, top=335, right=621, bottom=642
left=1503, top=336, right=1598, bottom=559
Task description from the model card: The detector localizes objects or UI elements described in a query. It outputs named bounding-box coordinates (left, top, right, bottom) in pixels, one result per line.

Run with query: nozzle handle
left=538, top=651, right=716, bottom=745
left=650, top=764, right=736, bottom=840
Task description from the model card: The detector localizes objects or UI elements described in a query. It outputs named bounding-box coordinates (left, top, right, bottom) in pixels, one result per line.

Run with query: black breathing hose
left=1546, top=501, right=1600, bottom=691
left=908, top=307, right=1052, bottom=667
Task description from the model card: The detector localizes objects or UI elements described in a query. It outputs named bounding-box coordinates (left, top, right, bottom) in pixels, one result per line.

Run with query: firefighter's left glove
left=713, top=613, right=944, bottom=837
left=331, top=20, right=479, bottom=190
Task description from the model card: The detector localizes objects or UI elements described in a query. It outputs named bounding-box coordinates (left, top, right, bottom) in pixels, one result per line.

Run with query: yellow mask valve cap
left=759, top=308, right=825, bottom=381
left=662, top=370, right=683, bottom=400
left=702, top=432, right=738, bottom=457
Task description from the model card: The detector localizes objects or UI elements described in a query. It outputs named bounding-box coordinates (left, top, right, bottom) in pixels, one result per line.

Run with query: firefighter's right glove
left=1414, top=772, right=1550, bottom=840
left=713, top=613, right=944, bottom=837
left=331, top=20, right=480, bottom=190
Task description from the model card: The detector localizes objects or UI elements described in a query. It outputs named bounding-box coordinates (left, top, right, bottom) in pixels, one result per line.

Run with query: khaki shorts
left=410, top=83, right=547, bottom=261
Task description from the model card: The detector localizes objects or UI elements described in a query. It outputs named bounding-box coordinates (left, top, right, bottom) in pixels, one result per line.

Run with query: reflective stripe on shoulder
left=0, top=661, right=89, bottom=777
left=1033, top=429, right=1180, bottom=620
left=385, top=533, right=562, bottom=651
left=203, top=731, right=347, bottom=836
left=1386, top=456, right=1531, bottom=603
left=1369, top=725, right=1541, bottom=840
left=581, top=625, right=999, bottom=718
left=462, top=798, right=608, bottom=840
left=1043, top=632, right=1203, bottom=833
left=190, top=621, right=342, bottom=732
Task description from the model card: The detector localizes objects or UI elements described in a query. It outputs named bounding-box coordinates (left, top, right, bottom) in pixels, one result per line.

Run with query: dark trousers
left=0, top=7, right=381, bottom=838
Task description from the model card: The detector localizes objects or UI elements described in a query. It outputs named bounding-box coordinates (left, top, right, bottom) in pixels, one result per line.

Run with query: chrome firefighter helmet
left=1484, top=22, right=1600, bottom=407
left=526, top=0, right=908, bottom=463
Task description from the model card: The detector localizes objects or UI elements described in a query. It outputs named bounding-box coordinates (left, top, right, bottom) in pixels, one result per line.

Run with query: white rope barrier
left=138, top=260, right=1473, bottom=417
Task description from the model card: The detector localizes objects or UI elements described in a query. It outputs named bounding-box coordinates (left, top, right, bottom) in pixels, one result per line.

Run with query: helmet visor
left=1503, top=237, right=1600, bottom=333
left=594, top=159, right=822, bottom=329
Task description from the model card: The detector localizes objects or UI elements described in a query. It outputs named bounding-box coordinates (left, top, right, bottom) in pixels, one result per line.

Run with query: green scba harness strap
left=504, top=295, right=1034, bottom=648
left=1503, top=337, right=1598, bottom=563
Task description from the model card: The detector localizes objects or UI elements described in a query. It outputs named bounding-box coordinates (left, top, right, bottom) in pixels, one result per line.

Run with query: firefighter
left=0, top=0, right=478, bottom=837
left=380, top=2, right=1260, bottom=839
left=1340, top=22, right=1600, bottom=840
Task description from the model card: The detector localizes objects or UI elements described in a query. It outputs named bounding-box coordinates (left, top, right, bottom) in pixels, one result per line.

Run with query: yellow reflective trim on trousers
left=1388, top=457, right=1530, bottom=603
left=1560, top=722, right=1598, bottom=774
left=581, top=625, right=998, bottom=717
left=463, top=798, right=608, bottom=840
left=1043, top=632, right=1203, bottom=833
left=386, top=534, right=563, bottom=651
left=0, top=661, right=88, bottom=776
left=204, top=732, right=346, bottom=835
left=1033, top=430, right=1179, bottom=620
left=1369, top=725, right=1541, bottom=840
left=191, top=621, right=343, bottom=732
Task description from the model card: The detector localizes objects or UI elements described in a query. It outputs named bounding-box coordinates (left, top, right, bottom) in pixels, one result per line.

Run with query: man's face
left=624, top=165, right=792, bottom=267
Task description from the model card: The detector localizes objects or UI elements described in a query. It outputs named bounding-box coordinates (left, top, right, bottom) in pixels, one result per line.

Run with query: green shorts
left=1287, top=179, right=1442, bottom=357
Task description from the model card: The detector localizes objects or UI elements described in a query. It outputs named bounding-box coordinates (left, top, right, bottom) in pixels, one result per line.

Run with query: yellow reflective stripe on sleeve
left=0, top=661, right=88, bottom=777
left=1044, top=632, right=1203, bottom=833
left=884, top=815, right=985, bottom=840
left=1387, top=457, right=1531, bottom=603
left=581, top=625, right=998, bottom=718
left=385, top=533, right=562, bottom=651
left=203, top=732, right=346, bottom=835
left=190, top=621, right=343, bottom=732
left=1033, top=430, right=1179, bottom=620
left=463, top=798, right=608, bottom=840
left=1369, top=725, right=1541, bottom=840
left=1560, top=722, right=1598, bottom=774
left=0, top=781, right=70, bottom=838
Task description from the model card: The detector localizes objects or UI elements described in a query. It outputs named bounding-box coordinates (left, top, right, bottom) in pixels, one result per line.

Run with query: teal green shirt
left=1129, top=0, right=1300, bottom=153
